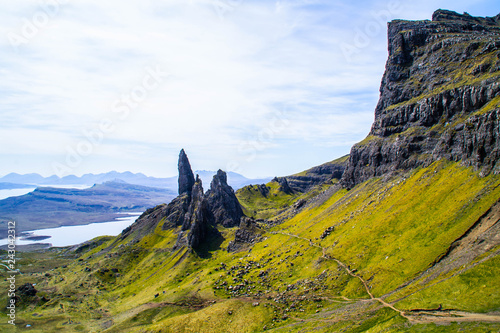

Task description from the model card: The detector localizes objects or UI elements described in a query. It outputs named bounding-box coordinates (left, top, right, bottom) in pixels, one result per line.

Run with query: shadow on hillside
left=194, top=233, right=225, bottom=259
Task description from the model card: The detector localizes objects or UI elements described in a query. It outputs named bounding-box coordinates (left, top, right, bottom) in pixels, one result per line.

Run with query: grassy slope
left=236, top=155, right=347, bottom=220
left=279, top=161, right=500, bottom=295
left=236, top=180, right=299, bottom=219
left=2, top=160, right=499, bottom=332
left=236, top=179, right=333, bottom=221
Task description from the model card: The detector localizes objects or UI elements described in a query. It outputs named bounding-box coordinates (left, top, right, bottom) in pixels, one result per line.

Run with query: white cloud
left=0, top=0, right=499, bottom=178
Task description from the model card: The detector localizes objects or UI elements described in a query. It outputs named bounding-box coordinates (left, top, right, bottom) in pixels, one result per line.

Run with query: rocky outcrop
left=341, top=10, right=500, bottom=188
left=286, top=158, right=347, bottom=192
left=178, top=149, right=195, bottom=195
left=161, top=194, right=191, bottom=230
left=10, top=283, right=38, bottom=306
left=18, top=283, right=37, bottom=297
left=227, top=217, right=264, bottom=252
left=120, top=203, right=174, bottom=241
left=121, top=191, right=200, bottom=243
left=181, top=176, right=204, bottom=231
left=176, top=176, right=218, bottom=249
left=124, top=150, right=244, bottom=250
left=432, top=9, right=500, bottom=25
left=179, top=169, right=244, bottom=247
left=273, top=177, right=293, bottom=194
left=256, top=184, right=270, bottom=197
left=205, top=170, right=245, bottom=228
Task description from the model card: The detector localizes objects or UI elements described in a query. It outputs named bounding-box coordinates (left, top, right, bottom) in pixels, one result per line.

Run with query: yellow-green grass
left=276, top=160, right=500, bottom=296
left=147, top=299, right=272, bottom=333
left=237, top=180, right=300, bottom=219
left=237, top=179, right=334, bottom=220
left=4, top=160, right=500, bottom=332
left=395, top=253, right=500, bottom=313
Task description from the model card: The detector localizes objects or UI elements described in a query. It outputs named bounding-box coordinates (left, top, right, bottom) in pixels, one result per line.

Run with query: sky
left=0, top=0, right=499, bottom=179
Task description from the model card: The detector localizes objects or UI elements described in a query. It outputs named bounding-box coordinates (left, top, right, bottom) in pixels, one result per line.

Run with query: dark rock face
left=273, top=177, right=293, bottom=194
left=178, top=176, right=215, bottom=249
left=121, top=204, right=168, bottom=241
left=432, top=9, right=500, bottom=25
left=122, top=151, right=252, bottom=250
left=182, top=175, right=205, bottom=232
left=178, top=149, right=195, bottom=195
left=178, top=169, right=244, bottom=248
left=227, top=217, right=264, bottom=252
left=124, top=150, right=245, bottom=250
left=206, top=170, right=244, bottom=228
left=123, top=192, right=191, bottom=241
left=341, top=10, right=500, bottom=188
left=162, top=194, right=191, bottom=229
left=256, top=184, right=270, bottom=197
left=286, top=158, right=347, bottom=192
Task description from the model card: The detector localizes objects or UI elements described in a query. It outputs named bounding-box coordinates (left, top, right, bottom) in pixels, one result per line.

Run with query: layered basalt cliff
left=286, top=158, right=347, bottom=192
left=341, top=9, right=500, bottom=188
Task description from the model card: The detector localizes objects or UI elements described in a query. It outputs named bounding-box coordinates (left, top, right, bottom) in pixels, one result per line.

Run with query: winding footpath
left=271, top=230, right=500, bottom=325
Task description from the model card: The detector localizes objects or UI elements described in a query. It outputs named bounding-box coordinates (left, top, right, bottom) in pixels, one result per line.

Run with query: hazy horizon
left=1, top=1, right=499, bottom=179
left=0, top=168, right=276, bottom=180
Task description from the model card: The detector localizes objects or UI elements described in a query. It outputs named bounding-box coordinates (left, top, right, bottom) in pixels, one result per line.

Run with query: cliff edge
left=342, top=9, right=500, bottom=188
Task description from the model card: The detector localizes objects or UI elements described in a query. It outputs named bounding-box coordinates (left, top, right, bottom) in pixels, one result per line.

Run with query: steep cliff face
left=342, top=10, right=500, bottom=188
left=178, top=149, right=195, bottom=195
left=205, top=170, right=244, bottom=228
left=176, top=175, right=217, bottom=249
left=124, top=150, right=243, bottom=250
left=286, top=157, right=347, bottom=192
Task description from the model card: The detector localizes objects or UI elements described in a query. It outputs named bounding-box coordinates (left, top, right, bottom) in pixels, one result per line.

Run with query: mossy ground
left=1, top=161, right=499, bottom=332
left=236, top=178, right=333, bottom=221
left=236, top=180, right=300, bottom=220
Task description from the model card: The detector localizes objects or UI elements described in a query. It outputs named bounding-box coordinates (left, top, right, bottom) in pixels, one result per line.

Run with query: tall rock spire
left=178, top=149, right=195, bottom=195
left=132, top=150, right=241, bottom=251
left=175, top=174, right=221, bottom=250
left=185, top=175, right=210, bottom=248
left=206, top=169, right=244, bottom=228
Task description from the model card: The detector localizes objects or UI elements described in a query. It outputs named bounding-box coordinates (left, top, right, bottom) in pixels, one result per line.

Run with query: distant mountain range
left=0, top=171, right=271, bottom=191
left=0, top=171, right=272, bottom=238
left=0, top=181, right=177, bottom=238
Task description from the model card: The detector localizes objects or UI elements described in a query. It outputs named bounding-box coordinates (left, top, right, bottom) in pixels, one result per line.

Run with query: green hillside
left=2, top=160, right=499, bottom=332
left=2, top=9, right=500, bottom=333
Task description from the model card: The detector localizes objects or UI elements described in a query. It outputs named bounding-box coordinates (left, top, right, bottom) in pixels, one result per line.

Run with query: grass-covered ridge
left=236, top=179, right=299, bottom=219
left=236, top=178, right=333, bottom=221
left=236, top=155, right=347, bottom=220
left=2, top=160, right=499, bottom=332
